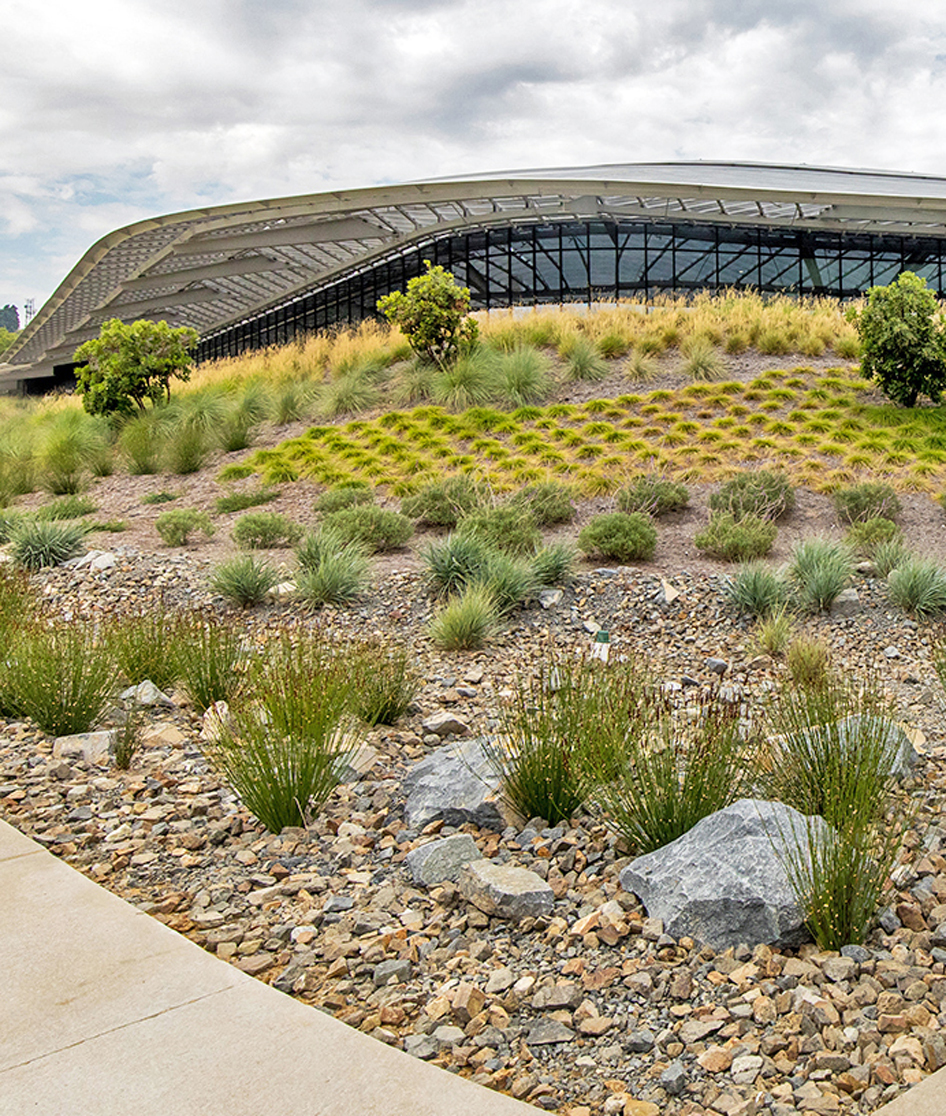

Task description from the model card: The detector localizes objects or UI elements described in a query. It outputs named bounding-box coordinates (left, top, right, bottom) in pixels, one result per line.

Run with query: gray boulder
left=619, top=798, right=832, bottom=949
left=405, top=834, right=481, bottom=887
left=402, top=737, right=504, bottom=830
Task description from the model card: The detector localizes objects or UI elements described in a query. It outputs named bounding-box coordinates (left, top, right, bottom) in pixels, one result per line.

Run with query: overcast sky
left=3, top=0, right=946, bottom=318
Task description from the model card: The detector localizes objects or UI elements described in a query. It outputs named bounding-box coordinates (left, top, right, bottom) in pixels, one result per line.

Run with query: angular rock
left=620, top=798, right=832, bottom=949
left=120, top=680, right=173, bottom=707
left=526, top=1020, right=574, bottom=1045
left=421, top=711, right=471, bottom=738
left=402, top=737, right=503, bottom=829
left=53, top=730, right=116, bottom=764
left=405, top=834, right=481, bottom=887
left=830, top=588, right=860, bottom=617
left=373, top=958, right=411, bottom=986
left=458, top=859, right=554, bottom=921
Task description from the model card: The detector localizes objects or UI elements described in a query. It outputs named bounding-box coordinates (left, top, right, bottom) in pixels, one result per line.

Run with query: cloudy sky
left=3, top=0, right=946, bottom=318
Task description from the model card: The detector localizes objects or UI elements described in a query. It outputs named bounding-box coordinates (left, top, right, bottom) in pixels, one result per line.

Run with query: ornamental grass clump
left=724, top=561, right=791, bottom=618
left=9, top=519, right=87, bottom=570
left=530, top=543, right=577, bottom=587
left=457, top=505, right=541, bottom=557
left=103, top=606, right=185, bottom=694
left=560, top=336, right=609, bottom=382
left=349, top=639, right=419, bottom=726
left=36, top=495, right=97, bottom=520
left=694, top=513, right=776, bottom=562
left=214, top=488, right=279, bottom=514
left=709, top=470, right=795, bottom=522
left=422, top=533, right=491, bottom=597
left=578, top=512, right=657, bottom=563
left=833, top=482, right=901, bottom=525
left=295, top=527, right=371, bottom=607
left=594, top=690, right=755, bottom=855
left=4, top=621, right=116, bottom=736
left=232, top=511, right=303, bottom=549
left=844, top=517, right=903, bottom=561
left=617, top=475, right=689, bottom=517
left=206, top=631, right=356, bottom=832
left=887, top=556, right=946, bottom=618
left=314, top=481, right=374, bottom=515
left=210, top=554, right=280, bottom=608
left=174, top=616, right=245, bottom=713
left=428, top=583, right=498, bottom=650
left=788, top=538, right=855, bottom=612
left=494, top=345, right=552, bottom=407
left=321, top=505, right=413, bottom=553
left=510, top=482, right=575, bottom=526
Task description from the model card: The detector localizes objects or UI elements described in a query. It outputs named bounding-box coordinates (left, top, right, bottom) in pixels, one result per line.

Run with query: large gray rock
left=458, top=860, right=554, bottom=921
left=405, top=835, right=481, bottom=887
left=402, top=738, right=504, bottom=830
left=53, top=730, right=116, bottom=765
left=619, top=798, right=832, bottom=949
left=771, top=714, right=916, bottom=780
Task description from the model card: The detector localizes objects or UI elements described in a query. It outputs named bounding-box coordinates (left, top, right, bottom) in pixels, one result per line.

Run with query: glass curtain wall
left=197, top=219, right=946, bottom=361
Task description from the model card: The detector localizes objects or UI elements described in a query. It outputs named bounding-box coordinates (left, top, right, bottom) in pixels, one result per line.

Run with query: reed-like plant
left=103, top=606, right=185, bottom=693
left=174, top=616, right=246, bottom=713
left=348, top=639, right=419, bottom=726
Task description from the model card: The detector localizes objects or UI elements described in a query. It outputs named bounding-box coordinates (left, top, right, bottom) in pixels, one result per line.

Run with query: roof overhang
left=7, top=160, right=946, bottom=387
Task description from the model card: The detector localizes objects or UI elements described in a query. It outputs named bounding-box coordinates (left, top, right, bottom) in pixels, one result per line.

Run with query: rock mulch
left=4, top=547, right=946, bottom=1115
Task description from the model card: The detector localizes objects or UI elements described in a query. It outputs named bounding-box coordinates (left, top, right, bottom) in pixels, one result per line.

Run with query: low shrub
left=833, top=482, right=901, bottom=525
left=210, top=554, right=280, bottom=608
left=788, top=538, right=855, bottom=612
left=174, top=617, right=245, bottom=713
left=428, top=583, right=498, bottom=650
left=694, top=513, right=776, bottom=562
left=214, top=489, right=279, bottom=514
left=887, top=556, right=946, bottom=618
left=457, top=505, right=541, bottom=557
left=401, top=476, right=485, bottom=527
left=314, top=482, right=374, bottom=515
left=709, top=470, right=795, bottom=521
left=578, top=512, right=657, bottom=563
left=724, top=561, right=790, bottom=617
left=322, top=505, right=413, bottom=553
left=232, top=511, right=303, bottom=549
left=349, top=639, right=419, bottom=726
left=844, top=517, right=903, bottom=560
left=156, top=508, right=214, bottom=547
left=4, top=621, right=115, bottom=735
left=617, top=475, right=689, bottom=517
left=206, top=631, right=355, bottom=832
left=9, top=519, right=87, bottom=569
left=510, top=482, right=575, bottom=526
left=142, top=490, right=179, bottom=505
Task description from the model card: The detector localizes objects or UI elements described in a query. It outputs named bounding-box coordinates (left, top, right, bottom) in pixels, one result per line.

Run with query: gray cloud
left=3, top=0, right=946, bottom=308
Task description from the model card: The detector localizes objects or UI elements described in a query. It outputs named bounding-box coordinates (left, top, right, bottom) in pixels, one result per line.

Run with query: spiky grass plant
left=788, top=538, right=855, bottom=612
left=594, top=690, right=755, bottom=854
left=422, top=533, right=492, bottom=597
left=751, top=605, right=794, bottom=657
left=102, top=606, right=185, bottom=694
left=625, top=348, right=660, bottom=380
left=118, top=411, right=166, bottom=475
left=680, top=336, right=726, bottom=381
left=530, top=543, right=577, bottom=587
left=4, top=621, right=116, bottom=735
left=786, top=636, right=831, bottom=690
left=494, top=346, right=552, bottom=407
left=210, top=554, right=280, bottom=608
left=315, top=369, right=380, bottom=418
left=205, top=630, right=355, bottom=832
left=9, top=519, right=87, bottom=569
left=428, top=583, right=499, bottom=651
left=174, top=616, right=245, bottom=713
left=887, top=556, right=946, bottom=618
left=844, top=517, right=903, bottom=561
left=510, top=481, right=575, bottom=526
left=217, top=381, right=272, bottom=452
left=232, top=511, right=303, bottom=549
left=872, top=537, right=909, bottom=578
left=724, top=562, right=791, bottom=618
left=295, top=527, right=371, bottom=607
left=430, top=349, right=499, bottom=411
left=349, top=639, right=419, bottom=726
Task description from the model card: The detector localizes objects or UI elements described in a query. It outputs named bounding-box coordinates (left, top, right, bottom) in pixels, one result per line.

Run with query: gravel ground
left=4, top=545, right=946, bottom=1116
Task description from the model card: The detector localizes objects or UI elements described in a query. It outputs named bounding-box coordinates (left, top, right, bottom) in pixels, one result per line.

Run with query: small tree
left=74, top=318, right=198, bottom=418
left=377, top=261, right=478, bottom=367
left=849, top=271, right=946, bottom=407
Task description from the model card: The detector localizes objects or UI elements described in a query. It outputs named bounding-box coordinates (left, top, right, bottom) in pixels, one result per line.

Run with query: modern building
left=6, top=161, right=946, bottom=392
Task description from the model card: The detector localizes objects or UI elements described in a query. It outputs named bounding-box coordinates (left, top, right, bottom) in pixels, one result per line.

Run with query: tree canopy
left=377, top=261, right=478, bottom=367
left=74, top=318, right=198, bottom=417
left=850, top=271, right=946, bottom=407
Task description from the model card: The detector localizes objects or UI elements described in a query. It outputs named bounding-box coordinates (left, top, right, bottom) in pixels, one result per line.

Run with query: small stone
left=421, top=711, right=470, bottom=737
left=405, top=835, right=481, bottom=887
left=660, top=1061, right=687, bottom=1095
left=830, top=588, right=860, bottom=617
left=373, top=959, right=411, bottom=986
left=458, top=860, right=554, bottom=921
left=706, top=657, right=729, bottom=676
left=120, top=680, right=173, bottom=707
left=53, top=730, right=116, bottom=765
left=485, top=967, right=516, bottom=994
left=526, top=1020, right=575, bottom=1045
left=404, top=1034, right=438, bottom=1059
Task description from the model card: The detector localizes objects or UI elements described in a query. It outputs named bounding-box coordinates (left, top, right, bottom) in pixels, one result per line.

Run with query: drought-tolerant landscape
left=5, top=291, right=946, bottom=1116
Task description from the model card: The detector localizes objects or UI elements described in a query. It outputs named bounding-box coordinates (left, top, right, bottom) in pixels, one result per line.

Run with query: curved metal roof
left=6, top=160, right=946, bottom=385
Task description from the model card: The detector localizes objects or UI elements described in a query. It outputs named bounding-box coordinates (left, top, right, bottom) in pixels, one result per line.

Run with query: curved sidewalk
left=0, top=819, right=537, bottom=1116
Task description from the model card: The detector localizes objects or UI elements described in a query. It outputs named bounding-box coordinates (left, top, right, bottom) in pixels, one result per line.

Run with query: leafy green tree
left=0, top=304, right=18, bottom=333
left=74, top=318, right=198, bottom=417
left=377, top=261, right=478, bottom=367
left=0, top=327, right=18, bottom=357
left=849, top=271, right=946, bottom=407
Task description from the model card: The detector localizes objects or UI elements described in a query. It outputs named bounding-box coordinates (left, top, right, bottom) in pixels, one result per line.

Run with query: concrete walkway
left=2, top=817, right=945, bottom=1116
left=0, top=819, right=536, bottom=1115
